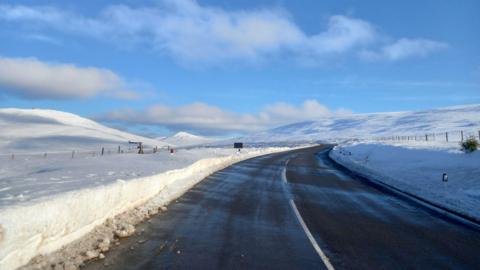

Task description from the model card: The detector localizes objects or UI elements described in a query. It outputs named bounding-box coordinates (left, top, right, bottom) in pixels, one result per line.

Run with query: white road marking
left=289, top=199, right=335, bottom=270
left=282, top=159, right=290, bottom=184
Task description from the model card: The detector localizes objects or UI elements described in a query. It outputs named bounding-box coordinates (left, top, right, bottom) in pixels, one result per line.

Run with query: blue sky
left=0, top=0, right=479, bottom=136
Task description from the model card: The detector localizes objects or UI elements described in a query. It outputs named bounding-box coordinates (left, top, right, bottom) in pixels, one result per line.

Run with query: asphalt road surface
left=85, top=145, right=480, bottom=270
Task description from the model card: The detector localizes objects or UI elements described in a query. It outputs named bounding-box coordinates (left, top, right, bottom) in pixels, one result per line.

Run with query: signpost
left=234, top=142, right=243, bottom=152
left=128, top=141, right=144, bottom=154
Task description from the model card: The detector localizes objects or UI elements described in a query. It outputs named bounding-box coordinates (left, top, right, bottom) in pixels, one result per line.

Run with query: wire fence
left=371, top=128, right=480, bottom=144
left=1, top=144, right=175, bottom=161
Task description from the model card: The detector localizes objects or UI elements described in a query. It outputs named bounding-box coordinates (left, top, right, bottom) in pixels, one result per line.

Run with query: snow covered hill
left=160, top=131, right=215, bottom=146
left=0, top=108, right=167, bottom=153
left=240, top=104, right=480, bottom=142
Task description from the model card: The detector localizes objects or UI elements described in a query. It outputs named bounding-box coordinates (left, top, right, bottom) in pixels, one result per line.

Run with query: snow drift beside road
left=330, top=142, right=480, bottom=222
left=0, top=148, right=258, bottom=207
left=0, top=108, right=166, bottom=153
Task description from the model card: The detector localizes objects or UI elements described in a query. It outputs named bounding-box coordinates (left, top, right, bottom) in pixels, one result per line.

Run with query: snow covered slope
left=0, top=108, right=166, bottom=153
left=240, top=104, right=480, bottom=142
left=160, top=131, right=215, bottom=146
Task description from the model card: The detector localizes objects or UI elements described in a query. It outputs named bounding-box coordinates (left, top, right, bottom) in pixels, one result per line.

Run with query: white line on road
left=289, top=199, right=335, bottom=270
left=282, top=159, right=290, bottom=184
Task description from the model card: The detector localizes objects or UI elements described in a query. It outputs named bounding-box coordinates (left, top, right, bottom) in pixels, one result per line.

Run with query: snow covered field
left=330, top=141, right=480, bottom=222
left=0, top=146, right=294, bottom=270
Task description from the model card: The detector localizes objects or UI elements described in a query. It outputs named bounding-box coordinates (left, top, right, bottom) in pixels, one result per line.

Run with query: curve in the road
left=85, top=145, right=480, bottom=270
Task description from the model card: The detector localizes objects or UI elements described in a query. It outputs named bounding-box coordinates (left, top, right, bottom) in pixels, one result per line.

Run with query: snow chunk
left=97, top=238, right=110, bottom=252
left=84, top=250, right=99, bottom=260
left=114, top=223, right=135, bottom=238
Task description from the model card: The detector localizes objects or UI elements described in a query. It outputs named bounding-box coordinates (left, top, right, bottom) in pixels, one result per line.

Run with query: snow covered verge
left=330, top=142, right=480, bottom=223
left=0, top=147, right=296, bottom=270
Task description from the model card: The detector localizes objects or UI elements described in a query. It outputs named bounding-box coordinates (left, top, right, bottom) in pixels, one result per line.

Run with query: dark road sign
left=234, top=142, right=243, bottom=149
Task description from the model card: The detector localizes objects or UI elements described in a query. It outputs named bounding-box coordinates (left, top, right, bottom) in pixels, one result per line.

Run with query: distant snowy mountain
left=160, top=131, right=214, bottom=146
left=240, top=104, right=480, bottom=143
left=0, top=108, right=167, bottom=153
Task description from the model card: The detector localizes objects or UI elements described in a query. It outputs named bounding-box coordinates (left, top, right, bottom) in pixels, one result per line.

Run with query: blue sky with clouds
left=0, top=0, right=479, bottom=136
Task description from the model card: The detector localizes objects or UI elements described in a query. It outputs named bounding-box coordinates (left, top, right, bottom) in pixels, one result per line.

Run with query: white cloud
left=0, top=56, right=129, bottom=100
left=0, top=4, right=107, bottom=36
left=148, top=1, right=306, bottom=62
left=0, top=1, right=388, bottom=64
left=0, top=1, right=448, bottom=64
left=360, top=38, right=448, bottom=61
left=261, top=100, right=333, bottom=122
left=99, top=100, right=350, bottom=134
left=307, top=15, right=376, bottom=54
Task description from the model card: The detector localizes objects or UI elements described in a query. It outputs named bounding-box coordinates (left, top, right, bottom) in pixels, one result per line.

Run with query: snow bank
left=0, top=148, right=269, bottom=207
left=0, top=147, right=292, bottom=270
left=330, top=142, right=480, bottom=222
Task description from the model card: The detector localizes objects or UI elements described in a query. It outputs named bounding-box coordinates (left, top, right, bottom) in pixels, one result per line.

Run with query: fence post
left=461, top=131, right=464, bottom=142
left=101, top=147, right=105, bottom=156
left=445, top=132, right=448, bottom=142
left=118, top=145, right=121, bottom=154
left=425, top=134, right=428, bottom=141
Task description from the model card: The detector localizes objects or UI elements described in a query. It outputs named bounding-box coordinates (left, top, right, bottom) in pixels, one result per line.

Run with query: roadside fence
left=1, top=145, right=174, bottom=161
left=370, top=128, right=480, bottom=144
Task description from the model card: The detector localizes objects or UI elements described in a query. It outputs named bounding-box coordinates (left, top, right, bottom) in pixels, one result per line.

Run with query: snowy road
left=85, top=146, right=480, bottom=269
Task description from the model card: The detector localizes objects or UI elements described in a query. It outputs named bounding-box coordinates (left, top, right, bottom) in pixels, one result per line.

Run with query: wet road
left=86, top=145, right=480, bottom=270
